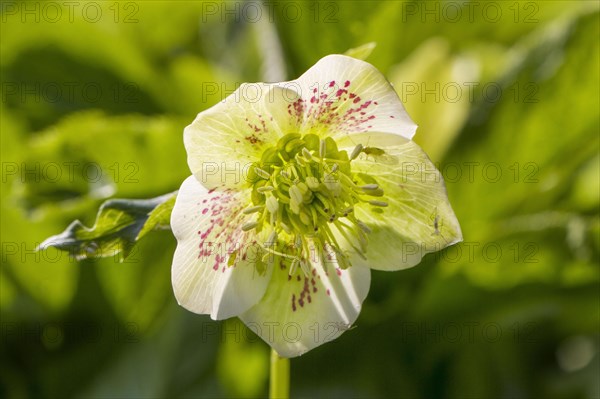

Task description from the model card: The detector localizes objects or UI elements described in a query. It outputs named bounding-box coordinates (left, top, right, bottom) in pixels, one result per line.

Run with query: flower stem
left=269, top=348, right=290, bottom=399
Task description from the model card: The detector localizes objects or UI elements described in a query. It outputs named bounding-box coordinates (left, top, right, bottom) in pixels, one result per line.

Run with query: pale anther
left=243, top=205, right=263, bottom=214
left=361, top=184, right=379, bottom=190
left=368, top=200, right=389, bottom=207
left=257, top=186, right=274, bottom=193
left=350, top=144, right=363, bottom=160
left=242, top=221, right=259, bottom=231
left=255, top=167, right=271, bottom=180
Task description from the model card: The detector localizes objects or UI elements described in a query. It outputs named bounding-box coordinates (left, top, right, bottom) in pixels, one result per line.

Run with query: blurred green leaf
left=343, top=42, right=376, bottom=60
left=569, top=155, right=600, bottom=211
left=0, top=205, right=80, bottom=313
left=274, top=0, right=591, bottom=75
left=439, top=10, right=600, bottom=288
left=389, top=38, right=475, bottom=160
left=216, top=319, right=269, bottom=398
left=15, top=111, right=188, bottom=212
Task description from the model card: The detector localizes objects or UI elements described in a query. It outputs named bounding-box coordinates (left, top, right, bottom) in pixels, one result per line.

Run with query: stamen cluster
left=242, top=133, right=387, bottom=273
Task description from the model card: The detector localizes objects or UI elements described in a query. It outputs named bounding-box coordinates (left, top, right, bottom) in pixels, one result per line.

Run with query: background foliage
left=1, top=1, right=599, bottom=398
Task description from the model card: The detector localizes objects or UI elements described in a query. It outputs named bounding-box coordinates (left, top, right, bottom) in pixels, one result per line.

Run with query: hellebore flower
left=171, top=55, right=462, bottom=357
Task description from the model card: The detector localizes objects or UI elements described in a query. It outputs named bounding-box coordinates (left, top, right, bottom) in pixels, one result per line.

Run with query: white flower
left=171, top=55, right=462, bottom=357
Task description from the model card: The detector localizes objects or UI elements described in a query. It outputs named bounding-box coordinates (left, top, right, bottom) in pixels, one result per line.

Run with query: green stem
left=269, top=348, right=290, bottom=399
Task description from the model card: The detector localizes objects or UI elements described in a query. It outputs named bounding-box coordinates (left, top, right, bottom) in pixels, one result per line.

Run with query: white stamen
left=361, top=184, right=379, bottom=190
left=320, top=139, right=326, bottom=158
left=266, top=230, right=278, bottom=246
left=350, top=144, right=363, bottom=160
left=368, top=200, right=388, bottom=207
left=242, top=222, right=258, bottom=231
left=257, top=185, right=274, bottom=193
left=243, top=205, right=263, bottom=214
left=266, top=195, right=279, bottom=214
left=305, top=176, right=320, bottom=190
left=280, top=222, right=292, bottom=234
left=300, top=259, right=310, bottom=277
left=302, top=147, right=312, bottom=159
left=289, top=258, right=299, bottom=276
left=255, top=167, right=271, bottom=180
left=289, top=185, right=304, bottom=206
left=357, top=220, right=372, bottom=234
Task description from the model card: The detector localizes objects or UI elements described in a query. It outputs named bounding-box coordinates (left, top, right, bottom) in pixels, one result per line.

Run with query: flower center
left=242, top=133, right=387, bottom=274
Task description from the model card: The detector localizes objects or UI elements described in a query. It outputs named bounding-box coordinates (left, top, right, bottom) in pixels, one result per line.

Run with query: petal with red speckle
left=287, top=54, right=417, bottom=140
left=171, top=176, right=273, bottom=319
left=239, top=240, right=370, bottom=358
left=184, top=84, right=301, bottom=190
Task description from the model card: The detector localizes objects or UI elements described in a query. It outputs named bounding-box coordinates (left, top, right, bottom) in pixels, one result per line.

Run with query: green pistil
left=245, top=133, right=386, bottom=270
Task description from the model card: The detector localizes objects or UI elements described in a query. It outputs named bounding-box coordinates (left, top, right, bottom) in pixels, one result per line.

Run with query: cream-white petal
left=184, top=85, right=301, bottom=189
left=286, top=54, right=417, bottom=140
left=337, top=133, right=463, bottom=271
left=239, top=241, right=370, bottom=357
left=171, top=176, right=272, bottom=319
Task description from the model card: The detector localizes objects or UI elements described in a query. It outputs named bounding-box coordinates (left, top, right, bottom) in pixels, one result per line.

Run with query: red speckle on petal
left=245, top=135, right=261, bottom=144
left=344, top=80, right=350, bottom=87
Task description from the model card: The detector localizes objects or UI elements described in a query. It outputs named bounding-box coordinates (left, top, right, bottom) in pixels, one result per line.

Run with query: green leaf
left=16, top=111, right=188, bottom=212
left=39, top=192, right=177, bottom=260
left=137, top=194, right=177, bottom=239
left=440, top=10, right=600, bottom=288
left=216, top=319, right=269, bottom=398
left=389, top=38, right=475, bottom=160
left=343, top=42, right=376, bottom=61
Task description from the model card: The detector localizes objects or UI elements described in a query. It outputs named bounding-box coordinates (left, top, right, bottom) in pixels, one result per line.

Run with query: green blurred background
left=1, top=0, right=599, bottom=398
